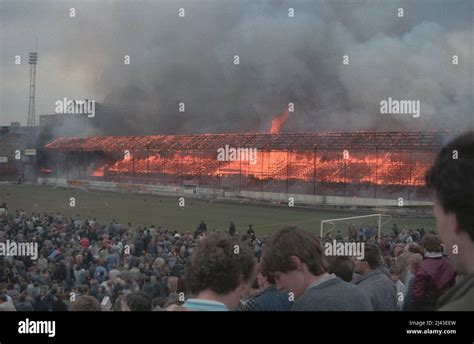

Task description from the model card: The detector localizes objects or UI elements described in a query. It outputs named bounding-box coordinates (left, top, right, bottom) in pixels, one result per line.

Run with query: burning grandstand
left=40, top=130, right=462, bottom=206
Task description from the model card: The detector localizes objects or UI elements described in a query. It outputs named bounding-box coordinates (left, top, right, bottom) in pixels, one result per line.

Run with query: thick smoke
left=1, top=0, right=472, bottom=136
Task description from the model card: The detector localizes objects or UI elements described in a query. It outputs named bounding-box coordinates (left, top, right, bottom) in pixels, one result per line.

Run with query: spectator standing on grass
left=229, top=221, right=236, bottom=236
left=198, top=220, right=207, bottom=232
left=424, top=133, right=474, bottom=311
left=358, top=227, right=364, bottom=242
left=350, top=225, right=357, bottom=241
left=247, top=224, right=255, bottom=238
left=352, top=243, right=397, bottom=311
left=172, top=233, right=256, bottom=311
left=262, top=227, right=372, bottom=311
left=392, top=224, right=399, bottom=236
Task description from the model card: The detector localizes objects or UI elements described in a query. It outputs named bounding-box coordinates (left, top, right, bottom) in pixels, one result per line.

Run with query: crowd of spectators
left=0, top=132, right=472, bottom=311
left=0, top=209, right=461, bottom=312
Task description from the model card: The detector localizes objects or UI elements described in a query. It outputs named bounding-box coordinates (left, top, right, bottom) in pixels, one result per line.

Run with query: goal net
left=320, top=214, right=392, bottom=240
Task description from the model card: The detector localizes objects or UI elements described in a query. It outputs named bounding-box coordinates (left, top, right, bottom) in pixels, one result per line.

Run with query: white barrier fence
left=37, top=178, right=433, bottom=207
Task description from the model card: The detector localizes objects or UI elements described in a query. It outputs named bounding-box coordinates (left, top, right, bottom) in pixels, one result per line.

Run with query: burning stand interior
left=42, top=131, right=458, bottom=201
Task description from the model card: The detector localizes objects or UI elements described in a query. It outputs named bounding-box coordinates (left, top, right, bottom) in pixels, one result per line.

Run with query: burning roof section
left=45, top=131, right=457, bottom=152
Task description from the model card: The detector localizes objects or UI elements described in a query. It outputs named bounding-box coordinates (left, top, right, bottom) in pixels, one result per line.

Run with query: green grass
left=0, top=184, right=435, bottom=236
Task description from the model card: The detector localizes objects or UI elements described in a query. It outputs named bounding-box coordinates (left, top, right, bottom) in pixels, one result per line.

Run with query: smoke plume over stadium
left=0, top=0, right=472, bottom=136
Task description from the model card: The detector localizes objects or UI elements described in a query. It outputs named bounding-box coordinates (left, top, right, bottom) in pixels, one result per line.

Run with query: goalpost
left=320, top=213, right=392, bottom=239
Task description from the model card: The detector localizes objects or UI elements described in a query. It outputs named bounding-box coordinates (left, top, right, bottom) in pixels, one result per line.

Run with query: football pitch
left=0, top=184, right=436, bottom=236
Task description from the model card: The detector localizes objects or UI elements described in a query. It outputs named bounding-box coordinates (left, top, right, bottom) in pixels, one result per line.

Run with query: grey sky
left=0, top=0, right=472, bottom=134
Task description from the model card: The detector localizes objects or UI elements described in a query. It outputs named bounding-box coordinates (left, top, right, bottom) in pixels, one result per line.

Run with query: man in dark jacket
left=198, top=220, right=207, bottom=232
left=229, top=221, right=236, bottom=236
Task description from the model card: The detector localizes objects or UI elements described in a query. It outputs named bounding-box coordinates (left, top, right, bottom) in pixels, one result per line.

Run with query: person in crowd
left=71, top=295, right=101, bottom=311
left=327, top=256, right=355, bottom=283
left=0, top=294, right=16, bottom=311
left=389, top=265, right=405, bottom=311
left=247, top=225, right=255, bottom=239
left=352, top=243, right=397, bottom=311
left=32, top=292, right=49, bottom=311
left=177, top=233, right=256, bottom=311
left=261, top=227, right=373, bottom=311
left=246, top=264, right=292, bottom=311
left=126, top=291, right=153, bottom=311
left=425, top=132, right=474, bottom=311
left=393, top=251, right=409, bottom=284
left=229, top=221, right=236, bottom=236
left=0, top=203, right=447, bottom=312
left=15, top=293, right=33, bottom=311
left=402, top=253, right=423, bottom=311
left=410, top=234, right=455, bottom=311
left=51, top=291, right=69, bottom=311
left=197, top=220, right=207, bottom=232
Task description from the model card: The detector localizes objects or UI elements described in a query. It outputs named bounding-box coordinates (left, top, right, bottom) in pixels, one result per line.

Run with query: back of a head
left=389, top=265, right=399, bottom=276
left=71, top=295, right=101, bottom=311
left=407, top=243, right=423, bottom=256
left=184, top=233, right=256, bottom=295
left=425, top=132, right=474, bottom=242
left=408, top=253, right=423, bottom=269
left=167, top=276, right=178, bottom=294
left=328, top=257, right=354, bottom=282
left=126, top=291, right=152, bottom=311
left=362, top=243, right=382, bottom=270
left=256, top=263, right=276, bottom=285
left=421, top=234, right=443, bottom=254
left=261, top=226, right=328, bottom=276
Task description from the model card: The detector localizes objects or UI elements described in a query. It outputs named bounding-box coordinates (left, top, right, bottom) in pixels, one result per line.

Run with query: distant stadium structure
left=40, top=131, right=468, bottom=206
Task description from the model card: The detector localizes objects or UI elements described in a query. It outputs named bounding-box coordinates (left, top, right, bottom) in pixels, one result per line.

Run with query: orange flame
left=270, top=109, right=289, bottom=134
left=91, top=150, right=428, bottom=187
left=46, top=132, right=438, bottom=188
left=92, top=166, right=105, bottom=177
